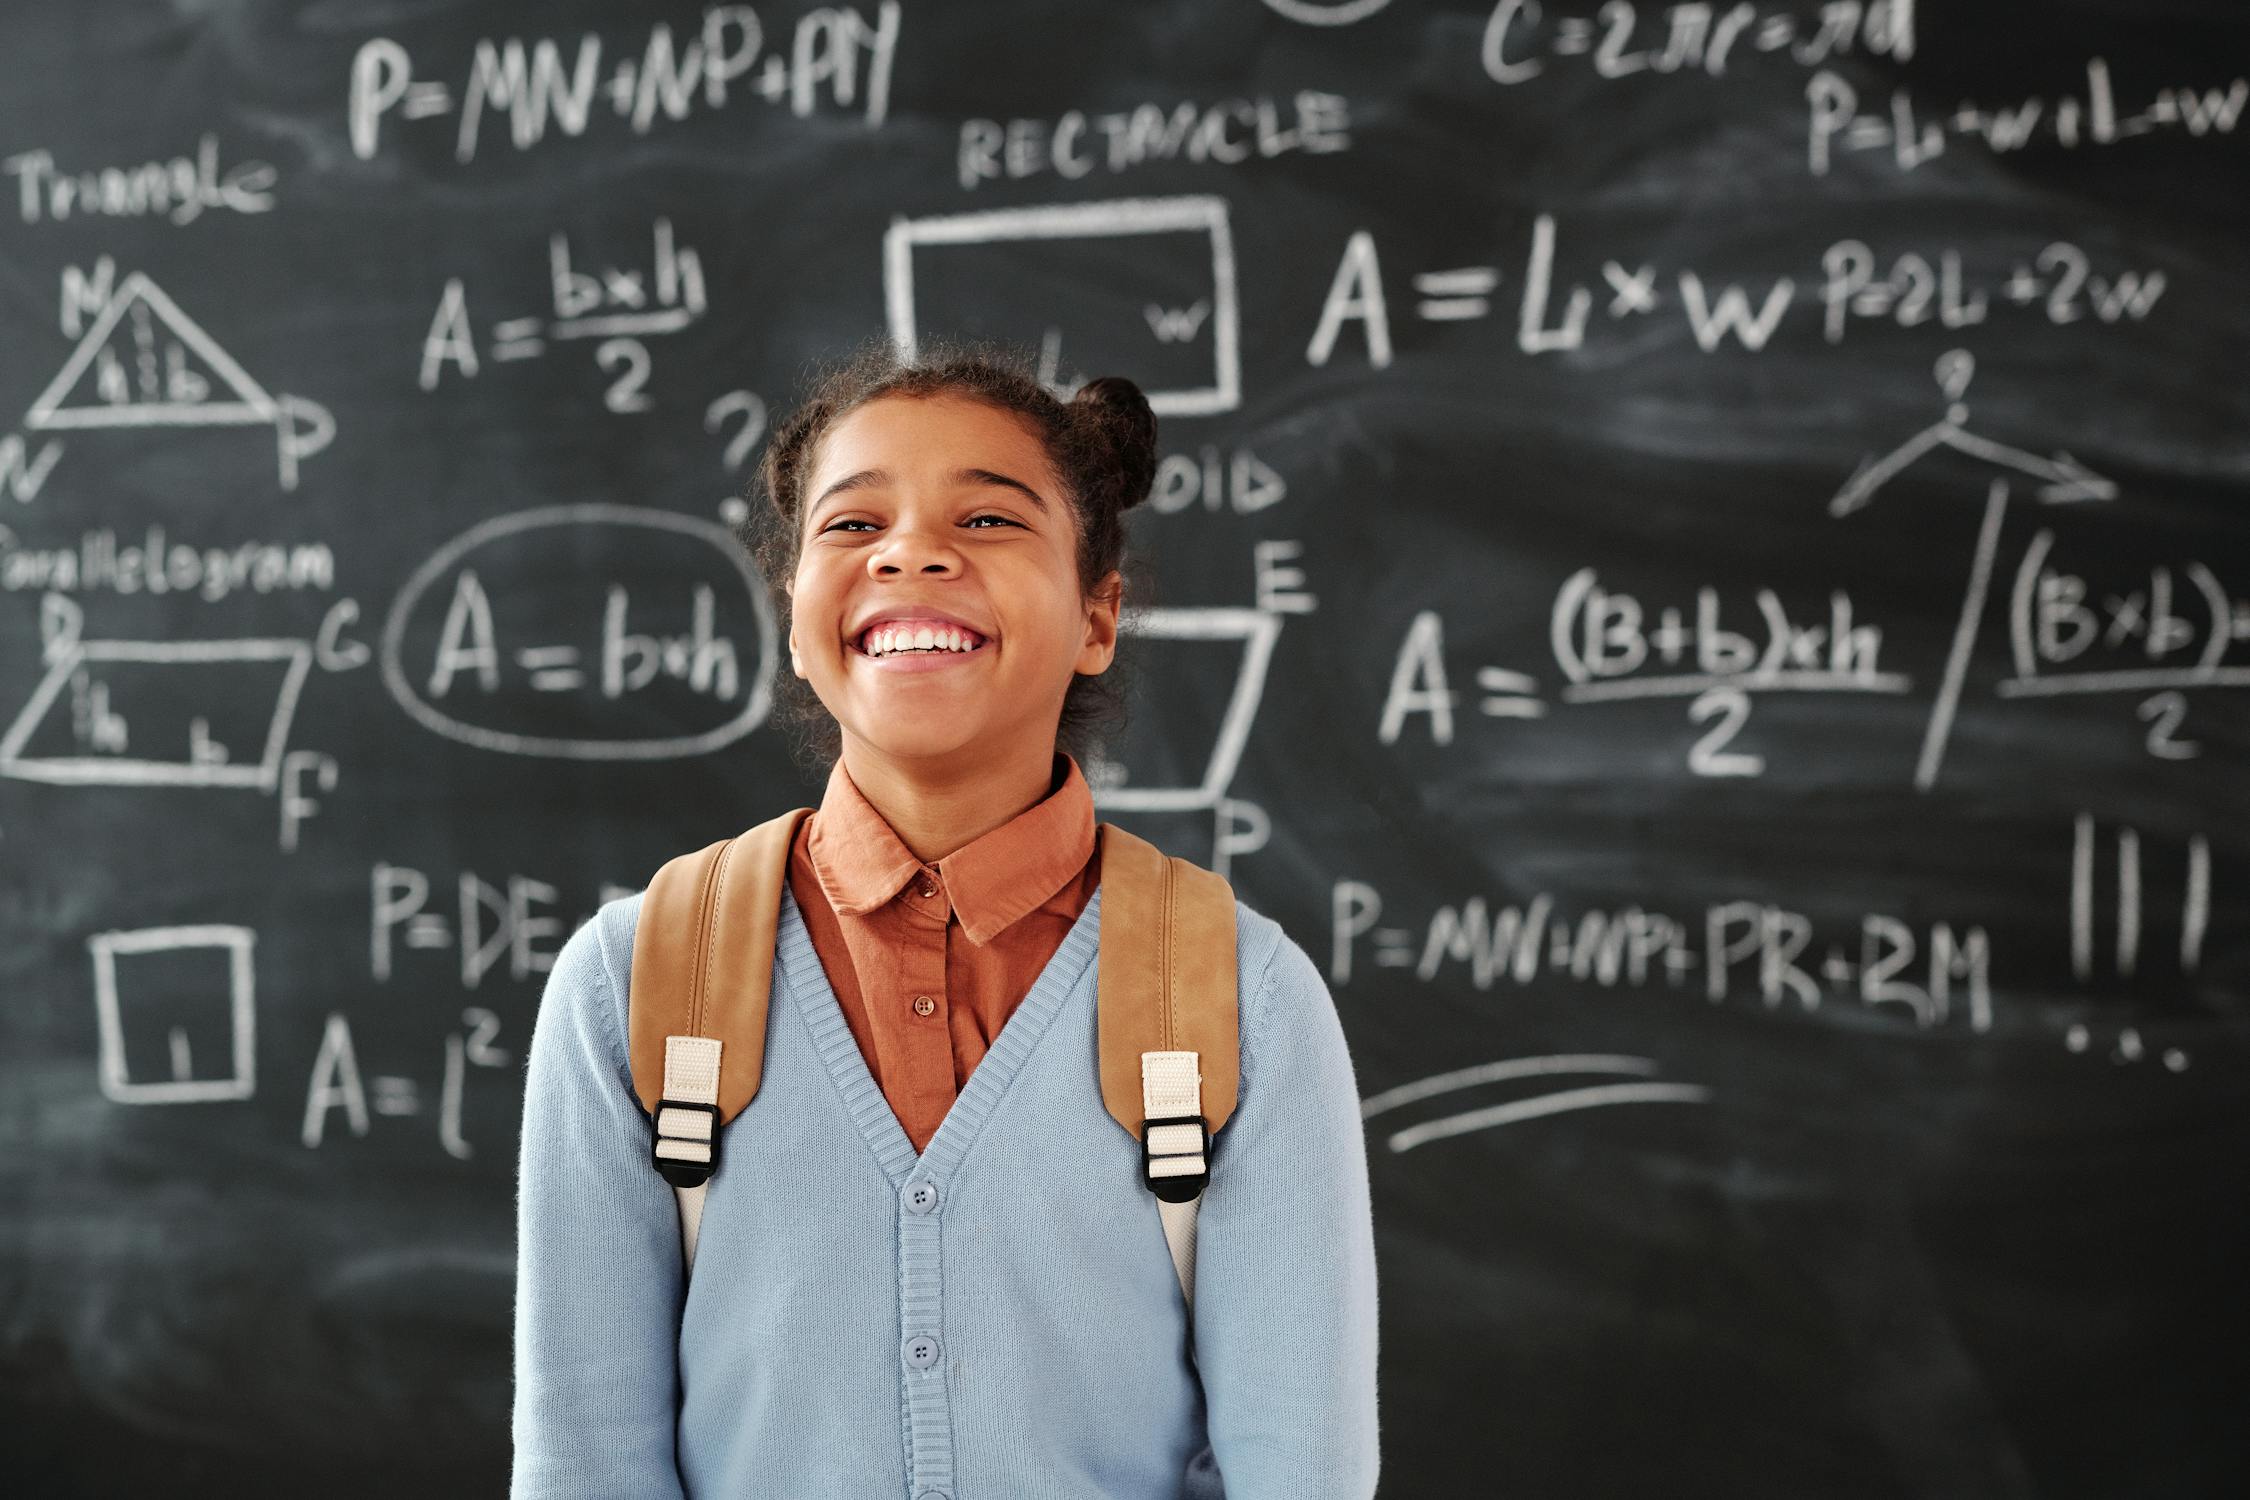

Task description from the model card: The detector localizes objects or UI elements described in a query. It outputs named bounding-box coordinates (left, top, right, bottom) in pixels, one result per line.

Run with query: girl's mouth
left=849, top=629, right=994, bottom=673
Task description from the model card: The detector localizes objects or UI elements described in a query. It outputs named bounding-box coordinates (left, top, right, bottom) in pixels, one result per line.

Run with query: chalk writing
left=2069, top=813, right=2215, bottom=986
left=348, top=3, right=900, bottom=164
left=1378, top=582, right=1899, bottom=779
left=0, top=525, right=336, bottom=600
left=1481, top=0, right=1915, bottom=87
left=301, top=1007, right=513, bottom=1158
left=1808, top=59, right=2248, bottom=175
left=1331, top=877, right=1994, bottom=1030
left=1308, top=221, right=2175, bottom=368
left=378, top=504, right=771, bottom=759
left=2, top=134, right=275, bottom=226
left=419, top=218, right=706, bottom=408
left=957, top=93, right=1351, bottom=188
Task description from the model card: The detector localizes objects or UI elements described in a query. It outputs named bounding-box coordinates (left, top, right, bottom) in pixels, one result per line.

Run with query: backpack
left=625, top=808, right=1240, bottom=1314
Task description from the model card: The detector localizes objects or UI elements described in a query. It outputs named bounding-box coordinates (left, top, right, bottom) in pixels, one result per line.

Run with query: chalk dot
left=2064, top=1024, right=2089, bottom=1052
left=2163, top=1048, right=2189, bottom=1072
left=719, top=497, right=749, bottom=527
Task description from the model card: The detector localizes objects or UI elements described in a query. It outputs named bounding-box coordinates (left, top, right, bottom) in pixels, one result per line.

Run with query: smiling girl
left=512, top=340, right=1379, bottom=1499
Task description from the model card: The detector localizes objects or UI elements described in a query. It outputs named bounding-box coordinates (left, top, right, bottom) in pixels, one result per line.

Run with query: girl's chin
left=842, top=723, right=998, bottom=762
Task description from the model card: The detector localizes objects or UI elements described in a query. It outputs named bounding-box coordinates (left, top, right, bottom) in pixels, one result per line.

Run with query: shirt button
left=912, top=994, right=935, bottom=1016
left=905, top=1181, right=939, bottom=1214
left=904, top=1333, right=940, bottom=1369
left=917, top=877, right=937, bottom=898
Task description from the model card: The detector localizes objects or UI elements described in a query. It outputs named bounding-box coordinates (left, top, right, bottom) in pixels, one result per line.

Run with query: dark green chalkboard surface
left=2, top=2, right=2244, bottom=1494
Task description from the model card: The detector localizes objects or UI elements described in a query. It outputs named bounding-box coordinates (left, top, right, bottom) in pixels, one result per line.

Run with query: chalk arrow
left=2036, top=451, right=2117, bottom=504
left=1829, top=422, right=2119, bottom=515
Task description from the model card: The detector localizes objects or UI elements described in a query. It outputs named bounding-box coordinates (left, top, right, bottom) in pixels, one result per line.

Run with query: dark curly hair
left=732, top=334, right=1162, bottom=785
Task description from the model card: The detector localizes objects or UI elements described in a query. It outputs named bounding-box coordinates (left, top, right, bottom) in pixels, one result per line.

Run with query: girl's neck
left=838, top=737, right=1061, bottom=864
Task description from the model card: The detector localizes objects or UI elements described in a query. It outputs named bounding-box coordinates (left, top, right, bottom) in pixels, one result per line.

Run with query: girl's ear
left=1090, top=569, right=1124, bottom=615
left=1078, top=570, right=1124, bottom=669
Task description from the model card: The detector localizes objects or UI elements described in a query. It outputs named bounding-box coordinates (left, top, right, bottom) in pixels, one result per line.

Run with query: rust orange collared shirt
left=785, top=749, right=1099, bottom=1153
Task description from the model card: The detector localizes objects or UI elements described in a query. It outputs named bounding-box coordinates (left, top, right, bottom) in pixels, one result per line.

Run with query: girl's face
left=787, top=393, right=1120, bottom=766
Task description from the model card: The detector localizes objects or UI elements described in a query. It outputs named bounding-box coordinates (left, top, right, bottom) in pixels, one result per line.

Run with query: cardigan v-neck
left=787, top=749, right=1101, bottom=1153
left=777, top=877, right=1104, bottom=1179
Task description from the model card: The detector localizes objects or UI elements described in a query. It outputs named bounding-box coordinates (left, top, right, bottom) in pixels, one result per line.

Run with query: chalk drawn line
left=1364, top=1052, right=1712, bottom=1154
left=1091, top=605, right=1281, bottom=813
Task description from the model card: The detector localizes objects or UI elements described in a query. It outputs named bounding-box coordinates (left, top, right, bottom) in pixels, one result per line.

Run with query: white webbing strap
left=655, top=1035, right=722, bottom=1274
left=1141, top=1049, right=1207, bottom=1310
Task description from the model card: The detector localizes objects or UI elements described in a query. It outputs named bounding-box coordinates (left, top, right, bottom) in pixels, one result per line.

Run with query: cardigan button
left=905, top=1181, right=939, bottom=1214
left=904, top=1333, right=940, bottom=1369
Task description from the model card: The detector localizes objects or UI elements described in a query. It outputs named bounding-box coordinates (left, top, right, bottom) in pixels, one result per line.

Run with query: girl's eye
left=820, top=514, right=1019, bottom=533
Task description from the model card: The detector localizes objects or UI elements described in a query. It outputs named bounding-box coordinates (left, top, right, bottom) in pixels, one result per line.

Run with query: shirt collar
left=804, top=749, right=1098, bottom=946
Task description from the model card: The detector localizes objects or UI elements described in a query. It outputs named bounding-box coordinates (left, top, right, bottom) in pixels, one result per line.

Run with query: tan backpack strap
left=1095, top=821, right=1240, bottom=1142
left=628, top=807, right=814, bottom=1123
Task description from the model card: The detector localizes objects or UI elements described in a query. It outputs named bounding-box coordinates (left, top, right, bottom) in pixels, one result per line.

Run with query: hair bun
left=1069, top=376, right=1158, bottom=512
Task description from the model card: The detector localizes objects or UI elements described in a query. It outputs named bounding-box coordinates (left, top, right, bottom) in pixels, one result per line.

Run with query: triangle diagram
left=25, top=273, right=278, bottom=431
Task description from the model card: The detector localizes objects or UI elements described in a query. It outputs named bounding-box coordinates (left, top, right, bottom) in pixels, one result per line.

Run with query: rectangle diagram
left=884, top=195, right=1241, bottom=416
left=89, top=924, right=257, bottom=1104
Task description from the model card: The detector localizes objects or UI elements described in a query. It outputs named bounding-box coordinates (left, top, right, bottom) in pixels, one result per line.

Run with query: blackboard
left=3, top=1, right=2245, bottom=1495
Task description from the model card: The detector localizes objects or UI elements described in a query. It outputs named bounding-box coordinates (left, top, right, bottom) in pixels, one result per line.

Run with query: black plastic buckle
left=1141, top=1113, right=1209, bottom=1203
left=651, top=1099, right=722, bottom=1189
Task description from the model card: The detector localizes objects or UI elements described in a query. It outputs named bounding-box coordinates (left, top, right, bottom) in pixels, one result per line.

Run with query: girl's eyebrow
left=808, top=466, right=1051, bottom=521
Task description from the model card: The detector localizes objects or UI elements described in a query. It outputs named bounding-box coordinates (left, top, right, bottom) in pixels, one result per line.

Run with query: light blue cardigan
left=512, top=878, right=1380, bottom=1498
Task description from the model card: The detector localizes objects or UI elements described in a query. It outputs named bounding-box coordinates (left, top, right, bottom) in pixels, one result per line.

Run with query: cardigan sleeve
left=1190, top=921, right=1382, bottom=1497
left=511, top=906, right=691, bottom=1500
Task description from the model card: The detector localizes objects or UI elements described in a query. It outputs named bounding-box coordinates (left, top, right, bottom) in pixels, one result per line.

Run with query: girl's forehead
left=818, top=392, right=1049, bottom=468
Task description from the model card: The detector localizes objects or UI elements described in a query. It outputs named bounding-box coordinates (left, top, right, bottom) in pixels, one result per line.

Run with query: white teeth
left=859, top=623, right=984, bottom=657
